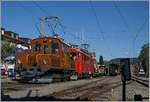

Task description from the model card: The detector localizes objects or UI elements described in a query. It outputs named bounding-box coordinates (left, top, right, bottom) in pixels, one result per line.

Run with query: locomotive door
left=51, top=41, right=60, bottom=67
left=61, top=43, right=70, bottom=69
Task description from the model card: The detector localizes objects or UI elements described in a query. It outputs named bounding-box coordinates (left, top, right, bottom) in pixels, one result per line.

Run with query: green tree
left=139, top=43, right=149, bottom=77
left=1, top=41, right=16, bottom=59
left=99, top=56, right=104, bottom=65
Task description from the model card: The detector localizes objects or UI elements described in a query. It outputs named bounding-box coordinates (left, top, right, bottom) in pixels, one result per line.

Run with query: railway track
left=131, top=76, right=149, bottom=87
left=51, top=76, right=112, bottom=97
left=1, top=76, right=109, bottom=94
left=50, top=76, right=132, bottom=101
left=2, top=76, right=113, bottom=101
left=3, top=75, right=147, bottom=101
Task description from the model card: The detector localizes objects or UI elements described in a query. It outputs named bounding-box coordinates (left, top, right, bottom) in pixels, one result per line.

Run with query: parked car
left=139, top=69, right=145, bottom=76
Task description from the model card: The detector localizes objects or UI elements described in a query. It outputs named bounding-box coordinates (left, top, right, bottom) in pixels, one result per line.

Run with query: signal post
left=120, top=58, right=131, bottom=101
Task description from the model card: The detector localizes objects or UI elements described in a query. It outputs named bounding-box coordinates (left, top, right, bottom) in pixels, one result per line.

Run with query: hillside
left=108, top=58, right=139, bottom=65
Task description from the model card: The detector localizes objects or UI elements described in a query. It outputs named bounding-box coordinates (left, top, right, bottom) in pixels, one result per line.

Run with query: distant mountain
left=108, top=57, right=140, bottom=65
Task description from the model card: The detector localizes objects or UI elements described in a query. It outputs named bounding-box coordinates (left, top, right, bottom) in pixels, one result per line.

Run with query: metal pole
left=122, top=81, right=126, bottom=101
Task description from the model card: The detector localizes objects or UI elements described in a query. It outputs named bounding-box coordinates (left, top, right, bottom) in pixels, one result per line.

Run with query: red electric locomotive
left=70, top=47, right=95, bottom=79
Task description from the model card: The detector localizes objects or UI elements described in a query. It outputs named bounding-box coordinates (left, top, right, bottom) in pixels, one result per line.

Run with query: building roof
left=1, top=27, right=31, bottom=47
left=5, top=31, right=19, bottom=36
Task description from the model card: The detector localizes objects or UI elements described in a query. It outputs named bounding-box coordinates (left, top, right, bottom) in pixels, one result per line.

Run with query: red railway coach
left=69, top=47, right=95, bottom=78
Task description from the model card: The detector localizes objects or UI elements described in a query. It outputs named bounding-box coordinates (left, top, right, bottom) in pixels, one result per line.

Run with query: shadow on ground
left=2, top=94, right=89, bottom=101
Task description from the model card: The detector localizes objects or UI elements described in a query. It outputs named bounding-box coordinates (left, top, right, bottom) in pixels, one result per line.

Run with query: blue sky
left=2, top=1, right=149, bottom=61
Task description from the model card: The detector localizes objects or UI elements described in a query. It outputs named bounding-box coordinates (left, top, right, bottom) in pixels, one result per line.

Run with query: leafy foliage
left=139, top=43, right=149, bottom=77
left=1, top=41, right=16, bottom=59
left=99, top=56, right=104, bottom=65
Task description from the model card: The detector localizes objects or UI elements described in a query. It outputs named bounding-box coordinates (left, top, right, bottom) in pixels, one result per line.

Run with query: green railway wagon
left=109, top=64, right=118, bottom=76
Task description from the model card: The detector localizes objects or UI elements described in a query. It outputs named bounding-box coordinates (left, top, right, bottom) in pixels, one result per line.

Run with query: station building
left=1, top=27, right=31, bottom=46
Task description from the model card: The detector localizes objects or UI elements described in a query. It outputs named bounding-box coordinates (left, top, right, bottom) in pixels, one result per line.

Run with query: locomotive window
left=44, top=45, right=48, bottom=54
left=35, top=44, right=41, bottom=52
left=70, top=53, right=76, bottom=61
left=85, top=56, right=89, bottom=61
left=62, top=43, right=69, bottom=53
left=83, top=55, right=88, bottom=64
left=51, top=43, right=58, bottom=54
left=62, top=43, right=65, bottom=52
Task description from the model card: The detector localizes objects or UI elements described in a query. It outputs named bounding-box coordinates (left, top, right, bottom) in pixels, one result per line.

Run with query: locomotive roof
left=32, top=36, right=70, bottom=47
left=31, top=35, right=92, bottom=58
left=70, top=47, right=92, bottom=58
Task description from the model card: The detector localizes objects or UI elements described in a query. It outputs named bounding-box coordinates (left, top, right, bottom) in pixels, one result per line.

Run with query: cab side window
left=62, top=43, right=65, bottom=52
left=62, top=43, right=69, bottom=54
left=44, top=45, right=48, bottom=54
left=35, top=44, right=41, bottom=52
left=70, top=53, right=76, bottom=61
left=51, top=43, right=58, bottom=54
